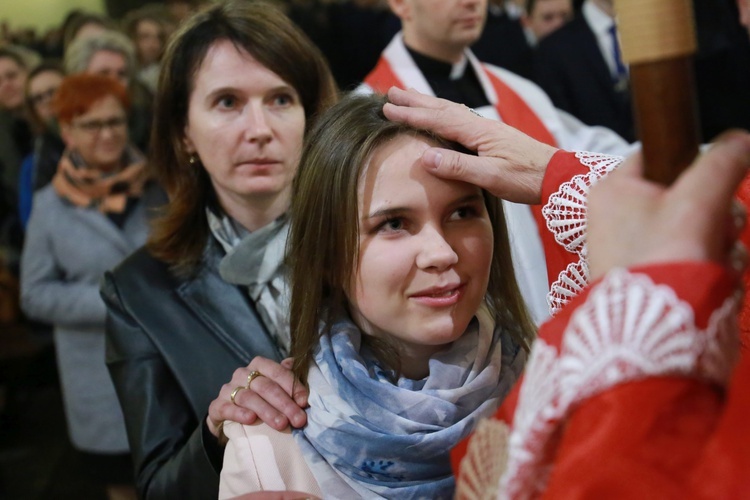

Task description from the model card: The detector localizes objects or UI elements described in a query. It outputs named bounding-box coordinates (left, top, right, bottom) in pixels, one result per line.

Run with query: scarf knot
left=51, top=145, right=149, bottom=213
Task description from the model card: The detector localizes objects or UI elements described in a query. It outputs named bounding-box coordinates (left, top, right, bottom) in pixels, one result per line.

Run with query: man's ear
left=388, top=0, right=411, bottom=20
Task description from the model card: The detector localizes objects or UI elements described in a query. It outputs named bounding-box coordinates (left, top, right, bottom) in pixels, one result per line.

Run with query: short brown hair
left=289, top=93, right=535, bottom=385
left=53, top=73, right=130, bottom=125
left=147, top=0, right=338, bottom=274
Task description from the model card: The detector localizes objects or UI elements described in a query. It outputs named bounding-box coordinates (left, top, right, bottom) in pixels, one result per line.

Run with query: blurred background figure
left=61, top=12, right=114, bottom=54
left=122, top=6, right=167, bottom=94
left=20, top=74, right=161, bottom=500
left=533, top=0, right=635, bottom=141
left=521, top=0, right=573, bottom=46
left=0, top=46, right=33, bottom=277
left=472, top=0, right=535, bottom=79
left=18, top=61, right=65, bottom=230
left=64, top=29, right=153, bottom=153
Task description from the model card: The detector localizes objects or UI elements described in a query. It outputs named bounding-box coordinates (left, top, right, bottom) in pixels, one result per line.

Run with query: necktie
left=608, top=23, right=628, bottom=91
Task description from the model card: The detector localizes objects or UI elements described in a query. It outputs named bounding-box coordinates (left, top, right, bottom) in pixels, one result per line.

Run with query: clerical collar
left=406, top=46, right=468, bottom=80
left=405, top=46, right=490, bottom=109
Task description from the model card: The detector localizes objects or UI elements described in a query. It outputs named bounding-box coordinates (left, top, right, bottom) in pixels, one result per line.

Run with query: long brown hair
left=289, top=93, right=535, bottom=385
left=147, top=0, right=338, bottom=275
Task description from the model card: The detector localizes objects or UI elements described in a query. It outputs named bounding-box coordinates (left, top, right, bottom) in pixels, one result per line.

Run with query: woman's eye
left=450, top=206, right=478, bottom=220
left=272, top=93, right=295, bottom=107
left=217, top=95, right=237, bottom=108
left=376, top=217, right=405, bottom=233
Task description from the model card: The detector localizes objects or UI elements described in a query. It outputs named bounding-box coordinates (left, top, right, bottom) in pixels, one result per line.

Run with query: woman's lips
left=409, top=284, right=465, bottom=307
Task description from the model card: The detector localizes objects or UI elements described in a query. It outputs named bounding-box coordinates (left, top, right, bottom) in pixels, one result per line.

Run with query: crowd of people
left=1, top=0, right=749, bottom=498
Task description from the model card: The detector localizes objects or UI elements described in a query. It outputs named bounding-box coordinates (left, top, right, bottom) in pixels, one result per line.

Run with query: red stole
left=365, top=56, right=558, bottom=147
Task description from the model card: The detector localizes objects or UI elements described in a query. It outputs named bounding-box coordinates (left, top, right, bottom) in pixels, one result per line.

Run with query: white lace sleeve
left=542, top=151, right=624, bottom=316
left=498, top=268, right=739, bottom=499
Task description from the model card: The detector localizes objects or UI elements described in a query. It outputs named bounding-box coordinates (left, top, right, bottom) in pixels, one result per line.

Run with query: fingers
left=674, top=131, right=750, bottom=219
left=213, top=357, right=308, bottom=433
left=420, top=147, right=500, bottom=188
left=383, top=88, right=485, bottom=148
left=249, top=356, right=308, bottom=407
left=241, top=374, right=308, bottom=429
left=386, top=86, right=445, bottom=110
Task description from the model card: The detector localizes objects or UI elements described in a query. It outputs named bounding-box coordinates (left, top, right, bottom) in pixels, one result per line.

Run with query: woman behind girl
left=220, top=93, right=534, bottom=498
left=100, top=1, right=337, bottom=497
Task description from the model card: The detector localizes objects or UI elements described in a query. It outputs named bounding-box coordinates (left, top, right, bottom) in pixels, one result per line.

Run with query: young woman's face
left=349, top=134, right=494, bottom=365
left=183, top=40, right=305, bottom=220
left=0, top=56, right=27, bottom=111
left=28, top=70, right=64, bottom=123
left=134, top=18, right=163, bottom=66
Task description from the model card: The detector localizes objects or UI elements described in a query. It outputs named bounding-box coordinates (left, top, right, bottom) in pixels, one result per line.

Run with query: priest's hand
left=382, top=86, right=558, bottom=204
left=587, top=130, right=750, bottom=280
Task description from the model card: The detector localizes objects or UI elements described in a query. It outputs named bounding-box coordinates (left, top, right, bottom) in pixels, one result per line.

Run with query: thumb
left=420, top=147, right=507, bottom=197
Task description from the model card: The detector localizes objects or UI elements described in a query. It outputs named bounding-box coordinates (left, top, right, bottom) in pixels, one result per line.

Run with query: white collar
left=583, top=0, right=614, bottom=37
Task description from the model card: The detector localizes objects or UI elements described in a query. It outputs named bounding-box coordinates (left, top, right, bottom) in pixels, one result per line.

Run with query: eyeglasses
left=73, top=116, right=128, bottom=134
left=29, top=87, right=58, bottom=105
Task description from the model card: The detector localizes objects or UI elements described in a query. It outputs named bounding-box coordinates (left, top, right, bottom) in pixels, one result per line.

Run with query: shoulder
left=104, top=246, right=176, bottom=296
left=33, top=184, right=61, bottom=206
left=482, top=62, right=555, bottom=106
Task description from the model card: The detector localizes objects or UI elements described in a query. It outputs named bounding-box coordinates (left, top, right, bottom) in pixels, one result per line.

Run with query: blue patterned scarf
left=293, top=305, right=527, bottom=499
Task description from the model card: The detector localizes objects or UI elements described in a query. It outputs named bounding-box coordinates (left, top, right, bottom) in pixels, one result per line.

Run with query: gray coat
left=20, top=184, right=160, bottom=453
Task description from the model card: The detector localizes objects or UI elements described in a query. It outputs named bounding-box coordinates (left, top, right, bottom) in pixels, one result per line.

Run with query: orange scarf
left=52, top=145, right=149, bottom=214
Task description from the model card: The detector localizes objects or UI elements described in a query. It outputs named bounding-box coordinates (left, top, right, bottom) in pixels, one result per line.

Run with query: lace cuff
left=499, top=266, right=739, bottom=499
left=542, top=151, right=623, bottom=316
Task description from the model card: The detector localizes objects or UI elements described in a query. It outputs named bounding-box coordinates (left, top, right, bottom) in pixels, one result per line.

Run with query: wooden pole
left=615, top=0, right=701, bottom=185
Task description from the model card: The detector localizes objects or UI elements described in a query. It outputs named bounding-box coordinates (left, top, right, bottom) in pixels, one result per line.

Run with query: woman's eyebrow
left=363, top=206, right=412, bottom=220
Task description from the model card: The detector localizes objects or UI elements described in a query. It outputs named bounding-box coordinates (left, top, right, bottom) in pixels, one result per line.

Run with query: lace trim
left=454, top=419, right=510, bottom=500
left=542, top=151, right=623, bottom=316
left=547, top=260, right=590, bottom=317
left=500, top=269, right=738, bottom=499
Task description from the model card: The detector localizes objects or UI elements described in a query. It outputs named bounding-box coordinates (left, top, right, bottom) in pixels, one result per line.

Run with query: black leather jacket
left=101, top=239, right=282, bottom=499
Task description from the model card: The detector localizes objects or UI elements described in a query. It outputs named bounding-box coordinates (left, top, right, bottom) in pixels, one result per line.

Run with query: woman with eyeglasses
left=19, top=73, right=162, bottom=500
left=17, top=61, right=66, bottom=229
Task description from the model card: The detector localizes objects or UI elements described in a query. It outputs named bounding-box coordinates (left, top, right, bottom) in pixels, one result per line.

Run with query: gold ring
left=246, top=370, right=263, bottom=388
left=230, top=385, right=246, bottom=406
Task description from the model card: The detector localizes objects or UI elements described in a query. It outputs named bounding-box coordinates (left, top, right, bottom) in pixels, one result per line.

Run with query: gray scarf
left=208, top=209, right=291, bottom=356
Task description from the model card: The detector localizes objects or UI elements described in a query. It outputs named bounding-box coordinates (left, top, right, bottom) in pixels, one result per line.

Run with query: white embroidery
left=501, top=269, right=739, bottom=498
left=547, top=260, right=590, bottom=317
left=454, top=418, right=510, bottom=500
left=542, top=152, right=623, bottom=315
left=698, top=295, right=741, bottom=384
left=499, top=340, right=560, bottom=500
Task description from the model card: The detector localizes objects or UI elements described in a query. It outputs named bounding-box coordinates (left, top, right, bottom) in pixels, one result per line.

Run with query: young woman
left=18, top=61, right=66, bottom=228
left=100, top=1, right=337, bottom=498
left=219, top=93, right=534, bottom=498
left=20, top=73, right=159, bottom=499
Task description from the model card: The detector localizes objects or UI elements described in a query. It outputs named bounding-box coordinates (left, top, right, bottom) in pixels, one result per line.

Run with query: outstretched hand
left=207, top=357, right=308, bottom=442
left=587, top=131, right=750, bottom=280
left=383, top=87, right=558, bottom=204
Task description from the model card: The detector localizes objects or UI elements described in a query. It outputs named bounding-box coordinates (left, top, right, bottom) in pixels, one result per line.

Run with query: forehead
left=88, top=50, right=126, bottom=69
left=0, top=56, right=22, bottom=73
left=190, top=39, right=287, bottom=93
left=74, top=94, right=125, bottom=120
left=136, top=19, right=161, bottom=33
left=359, top=133, right=479, bottom=207
left=30, top=70, right=63, bottom=87
left=532, top=0, right=571, bottom=13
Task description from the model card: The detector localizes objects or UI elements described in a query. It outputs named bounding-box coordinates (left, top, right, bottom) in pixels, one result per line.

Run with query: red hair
left=53, top=73, right=130, bottom=125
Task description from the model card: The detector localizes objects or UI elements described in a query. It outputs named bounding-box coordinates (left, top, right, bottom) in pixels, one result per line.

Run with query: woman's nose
left=244, top=102, right=273, bottom=144
left=415, top=226, right=459, bottom=271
